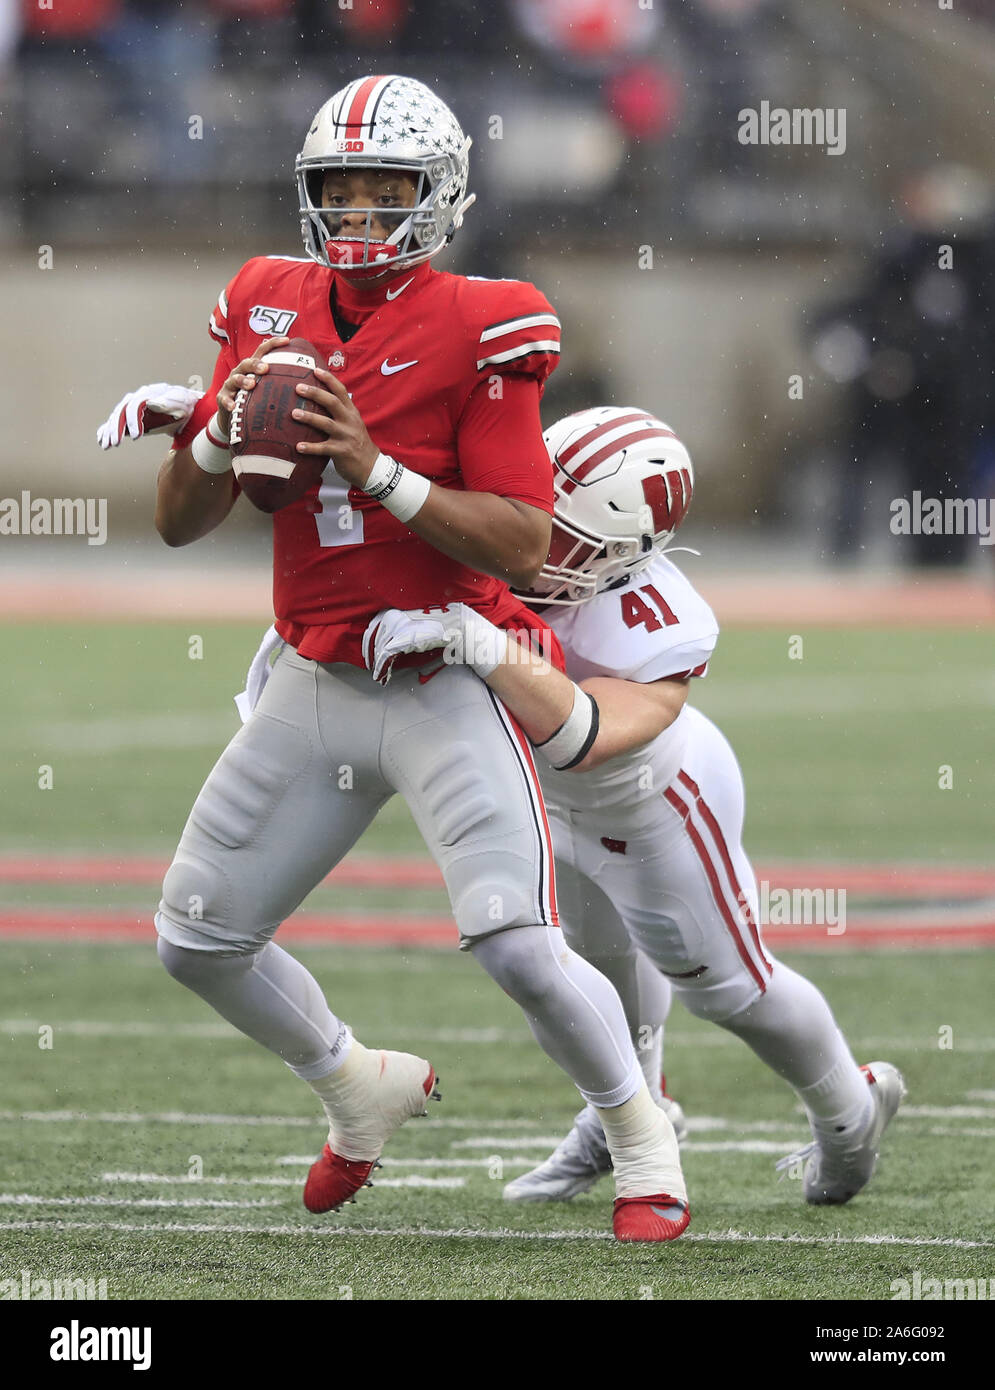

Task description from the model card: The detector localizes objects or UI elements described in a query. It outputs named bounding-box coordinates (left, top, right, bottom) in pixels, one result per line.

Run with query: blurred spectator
left=510, top=0, right=660, bottom=71
left=19, top=0, right=121, bottom=43
left=808, top=166, right=995, bottom=565
left=0, top=0, right=19, bottom=73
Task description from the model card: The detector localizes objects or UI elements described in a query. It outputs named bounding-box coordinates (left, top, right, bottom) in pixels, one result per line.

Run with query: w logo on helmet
left=641, top=466, right=693, bottom=535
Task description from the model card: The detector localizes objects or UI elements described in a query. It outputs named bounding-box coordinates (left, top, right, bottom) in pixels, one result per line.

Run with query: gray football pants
left=156, top=647, right=558, bottom=952
left=155, top=647, right=642, bottom=1105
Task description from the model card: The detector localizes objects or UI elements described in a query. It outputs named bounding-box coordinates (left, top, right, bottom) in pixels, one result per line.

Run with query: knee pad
left=670, top=968, right=764, bottom=1025
left=448, top=851, right=545, bottom=941
left=160, top=853, right=229, bottom=929
left=157, top=854, right=270, bottom=954
left=156, top=935, right=252, bottom=988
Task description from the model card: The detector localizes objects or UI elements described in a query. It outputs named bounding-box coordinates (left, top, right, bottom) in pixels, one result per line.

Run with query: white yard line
left=898, top=1105, right=995, bottom=1120
left=450, top=1136, right=801, bottom=1154
left=99, top=1172, right=465, bottom=1190
left=928, top=1125, right=995, bottom=1138
left=2, top=1103, right=990, bottom=1131
left=0, top=1110, right=557, bottom=1129
left=0, top=1194, right=280, bottom=1209
left=0, top=1219, right=990, bottom=1249
left=0, top=1020, right=517, bottom=1044
left=274, top=1157, right=541, bottom=1169
left=0, top=1109, right=320, bottom=1128
left=6, top=1020, right=995, bottom=1051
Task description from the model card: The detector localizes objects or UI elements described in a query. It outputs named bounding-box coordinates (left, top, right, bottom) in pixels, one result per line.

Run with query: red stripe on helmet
left=343, top=75, right=387, bottom=135
left=557, top=411, right=655, bottom=468
left=559, top=426, right=676, bottom=495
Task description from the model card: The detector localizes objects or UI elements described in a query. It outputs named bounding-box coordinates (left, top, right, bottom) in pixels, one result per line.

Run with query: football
left=228, top=337, right=331, bottom=513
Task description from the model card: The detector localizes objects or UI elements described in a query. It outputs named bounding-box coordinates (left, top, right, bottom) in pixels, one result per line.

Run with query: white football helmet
left=520, top=406, right=694, bottom=605
left=296, top=74, right=475, bottom=277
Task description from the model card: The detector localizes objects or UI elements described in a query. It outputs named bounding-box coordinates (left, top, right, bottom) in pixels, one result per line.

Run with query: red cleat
left=303, top=1060, right=437, bottom=1214
left=303, top=1146, right=378, bottom=1214
left=612, top=1194, right=690, bottom=1243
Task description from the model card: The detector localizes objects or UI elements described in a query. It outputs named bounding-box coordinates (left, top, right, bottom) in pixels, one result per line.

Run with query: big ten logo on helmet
left=249, top=305, right=299, bottom=336
left=336, top=140, right=365, bottom=152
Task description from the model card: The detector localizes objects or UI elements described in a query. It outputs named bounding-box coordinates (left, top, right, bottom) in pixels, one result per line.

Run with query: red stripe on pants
left=663, top=783, right=767, bottom=993
left=677, top=770, right=772, bottom=974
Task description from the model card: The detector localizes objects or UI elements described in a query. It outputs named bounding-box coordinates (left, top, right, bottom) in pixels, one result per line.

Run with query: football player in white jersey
left=365, top=406, right=907, bottom=1207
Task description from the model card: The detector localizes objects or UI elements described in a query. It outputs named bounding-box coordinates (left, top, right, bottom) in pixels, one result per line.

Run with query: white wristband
left=534, top=685, right=600, bottom=770
left=191, top=414, right=232, bottom=475
left=362, top=452, right=431, bottom=523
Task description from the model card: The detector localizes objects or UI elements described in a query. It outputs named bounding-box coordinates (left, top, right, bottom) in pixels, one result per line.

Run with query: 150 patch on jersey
left=249, top=305, right=299, bottom=336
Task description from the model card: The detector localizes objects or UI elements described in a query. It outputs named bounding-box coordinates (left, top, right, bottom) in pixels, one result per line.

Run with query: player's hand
left=96, top=383, right=203, bottom=449
left=291, top=368, right=379, bottom=487
left=363, top=607, right=455, bottom=686
left=216, top=336, right=291, bottom=434
left=362, top=604, right=507, bottom=686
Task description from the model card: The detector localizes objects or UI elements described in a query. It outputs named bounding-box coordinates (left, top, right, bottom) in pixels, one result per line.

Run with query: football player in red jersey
left=105, top=76, right=688, bottom=1241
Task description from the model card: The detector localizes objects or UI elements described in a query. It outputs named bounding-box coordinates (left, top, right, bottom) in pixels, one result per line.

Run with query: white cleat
left=776, top=1061, right=907, bottom=1206
left=502, top=1093, right=688, bottom=1203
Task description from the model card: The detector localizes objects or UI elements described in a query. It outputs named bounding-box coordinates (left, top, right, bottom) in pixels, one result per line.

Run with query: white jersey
left=539, top=554, right=718, bottom=813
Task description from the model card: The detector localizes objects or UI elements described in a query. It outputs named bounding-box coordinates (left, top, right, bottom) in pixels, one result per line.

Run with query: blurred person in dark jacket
left=808, top=166, right=995, bottom=566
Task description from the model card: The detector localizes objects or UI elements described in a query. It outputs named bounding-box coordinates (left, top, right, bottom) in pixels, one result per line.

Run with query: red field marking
left=2, top=856, right=993, bottom=951
left=0, top=856, right=444, bottom=888
left=2, top=856, right=994, bottom=898
left=0, top=909, right=992, bottom=952
left=2, top=570, right=993, bottom=625
left=0, top=911, right=454, bottom=948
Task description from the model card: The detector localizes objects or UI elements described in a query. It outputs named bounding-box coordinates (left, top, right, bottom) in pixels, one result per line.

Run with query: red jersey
left=175, top=255, right=562, bottom=667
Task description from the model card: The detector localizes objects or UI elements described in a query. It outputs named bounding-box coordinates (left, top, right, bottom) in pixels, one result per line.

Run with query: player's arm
left=481, top=635, right=688, bottom=771
left=293, top=370, right=551, bottom=589
left=154, top=336, right=289, bottom=547
left=363, top=606, right=688, bottom=772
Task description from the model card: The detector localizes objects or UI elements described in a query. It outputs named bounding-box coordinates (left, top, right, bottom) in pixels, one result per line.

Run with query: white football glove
left=362, top=604, right=508, bottom=687
left=96, top=382, right=204, bottom=449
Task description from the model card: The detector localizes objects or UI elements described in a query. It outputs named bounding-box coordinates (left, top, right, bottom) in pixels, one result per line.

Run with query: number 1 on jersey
left=314, top=461, right=365, bottom=548
left=620, top=583, right=679, bottom=632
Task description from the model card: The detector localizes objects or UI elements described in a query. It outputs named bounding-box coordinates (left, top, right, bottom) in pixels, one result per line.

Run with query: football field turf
left=1, top=619, right=992, bottom=1300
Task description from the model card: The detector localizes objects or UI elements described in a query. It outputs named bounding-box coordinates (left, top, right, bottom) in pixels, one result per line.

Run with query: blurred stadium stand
left=2, top=0, right=994, bottom=563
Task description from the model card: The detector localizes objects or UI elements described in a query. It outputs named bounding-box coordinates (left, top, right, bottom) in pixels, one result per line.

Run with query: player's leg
left=550, top=823, right=673, bottom=1102
left=381, top=666, right=688, bottom=1239
left=502, top=850, right=686, bottom=1203
left=155, top=648, right=434, bottom=1210
left=611, top=706, right=904, bottom=1203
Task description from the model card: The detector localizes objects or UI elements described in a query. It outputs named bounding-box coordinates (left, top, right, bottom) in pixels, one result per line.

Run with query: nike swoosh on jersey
left=381, top=358, right=419, bottom=375
left=385, top=277, right=415, bottom=300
